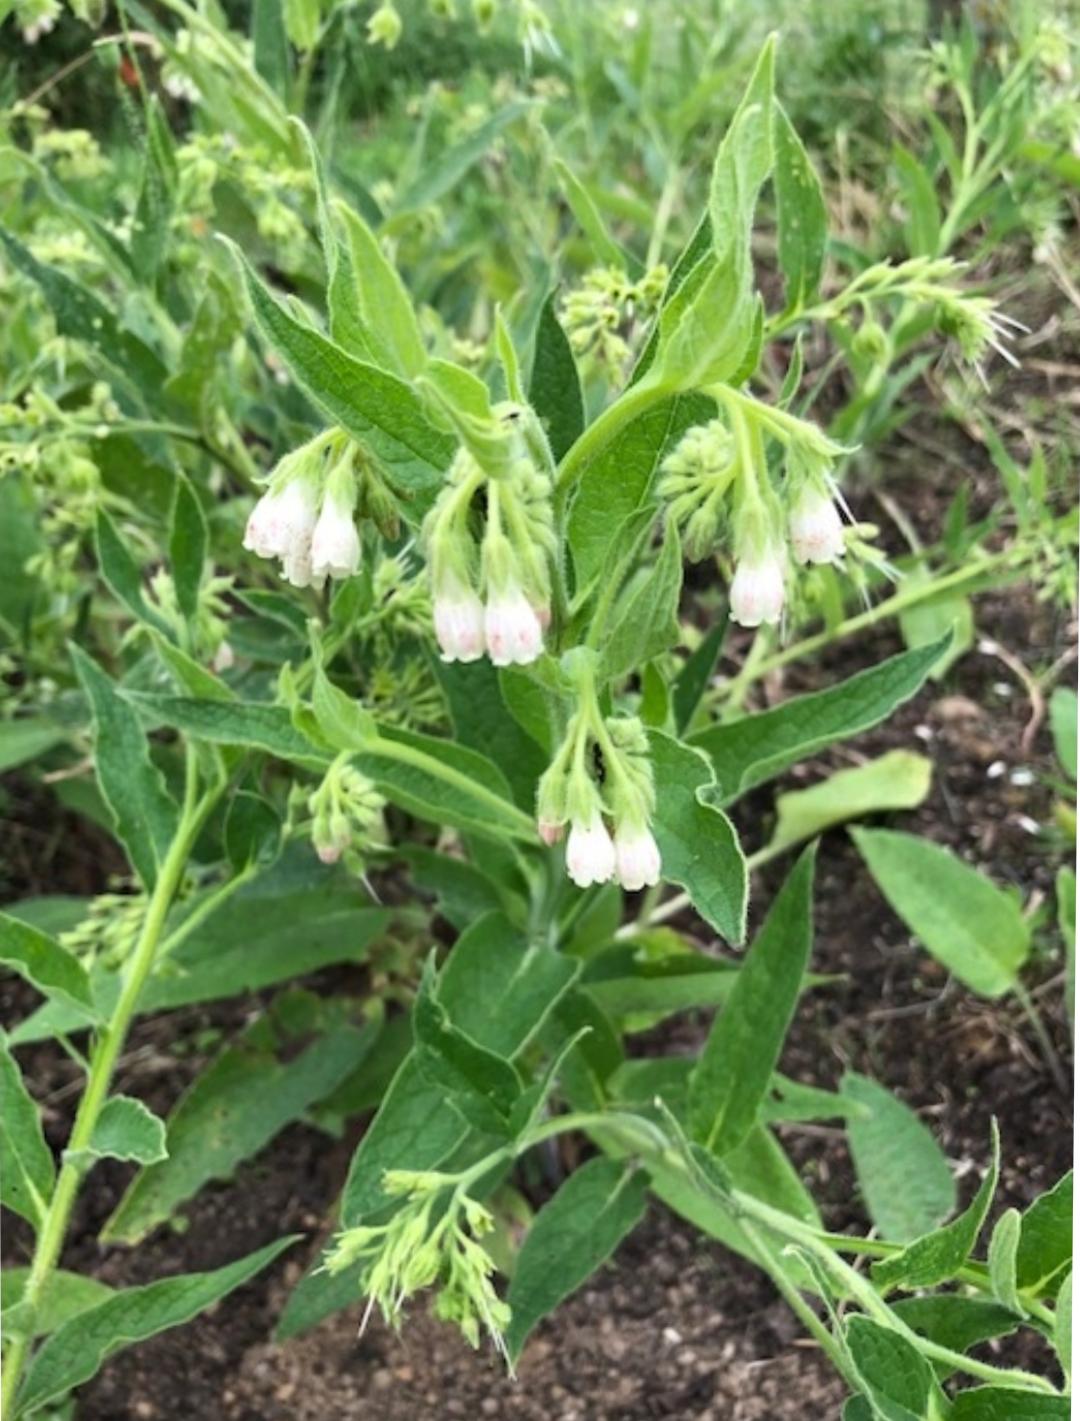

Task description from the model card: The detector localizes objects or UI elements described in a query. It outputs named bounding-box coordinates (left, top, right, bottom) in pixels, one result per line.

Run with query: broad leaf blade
left=843, top=1072, right=955, bottom=1242
left=17, top=1238, right=297, bottom=1414
left=505, top=1158, right=647, bottom=1362
left=689, top=846, right=815, bottom=1155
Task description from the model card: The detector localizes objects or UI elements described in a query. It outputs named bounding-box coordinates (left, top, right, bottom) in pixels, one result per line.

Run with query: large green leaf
left=16, top=1238, right=297, bottom=1414
left=691, top=637, right=949, bottom=801
left=505, top=1158, right=647, bottom=1361
left=227, top=241, right=453, bottom=501
left=599, top=520, right=683, bottom=683
left=1, top=1270, right=114, bottom=1340
left=70, top=648, right=180, bottom=891
left=94, top=511, right=174, bottom=639
left=851, top=829, right=1030, bottom=998
left=339, top=914, right=578, bottom=1224
left=1016, top=1171, right=1072, bottom=1294
left=773, top=102, right=827, bottom=312
left=843, top=1072, right=955, bottom=1242
left=845, top=1315, right=937, bottom=1421
left=872, top=1123, right=999, bottom=1292
left=105, top=997, right=380, bottom=1243
left=951, top=1390, right=1069, bottom=1420
left=891, top=1295, right=1020, bottom=1361
left=528, top=292, right=584, bottom=462
left=0, top=1032, right=54, bottom=1229
left=567, top=393, right=712, bottom=592
left=430, top=659, right=547, bottom=810
left=0, top=913, right=97, bottom=1019
left=647, top=731, right=747, bottom=944
left=689, top=846, right=815, bottom=1155
left=763, top=751, right=932, bottom=858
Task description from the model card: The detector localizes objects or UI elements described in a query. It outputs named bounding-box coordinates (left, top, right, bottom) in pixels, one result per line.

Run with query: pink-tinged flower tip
left=788, top=489, right=845, bottom=566
left=729, top=548, right=786, bottom=628
left=484, top=588, right=544, bottom=667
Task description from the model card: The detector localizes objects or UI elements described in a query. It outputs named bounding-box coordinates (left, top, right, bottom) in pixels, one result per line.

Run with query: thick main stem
left=1, top=756, right=210, bottom=1415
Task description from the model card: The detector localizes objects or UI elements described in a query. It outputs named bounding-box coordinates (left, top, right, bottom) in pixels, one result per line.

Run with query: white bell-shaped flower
left=484, top=585, right=544, bottom=666
left=788, top=487, right=845, bottom=565
left=565, top=814, right=616, bottom=888
left=311, top=486, right=361, bottom=583
left=433, top=578, right=486, bottom=663
left=730, top=546, right=786, bottom=628
left=244, top=477, right=319, bottom=563
left=613, top=823, right=662, bottom=892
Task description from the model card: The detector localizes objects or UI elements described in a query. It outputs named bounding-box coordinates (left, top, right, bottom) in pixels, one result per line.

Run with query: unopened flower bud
left=538, top=818, right=564, bottom=846
left=788, top=488, right=845, bottom=565
left=484, top=586, right=544, bottom=666
left=613, top=823, right=661, bottom=892
left=433, top=578, right=485, bottom=663
left=730, top=546, right=786, bottom=628
left=565, top=815, right=616, bottom=888
left=367, top=0, right=402, bottom=46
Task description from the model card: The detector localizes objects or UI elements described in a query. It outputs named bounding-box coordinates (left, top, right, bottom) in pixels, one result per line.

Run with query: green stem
left=1, top=753, right=216, bottom=1416
left=554, top=374, right=671, bottom=495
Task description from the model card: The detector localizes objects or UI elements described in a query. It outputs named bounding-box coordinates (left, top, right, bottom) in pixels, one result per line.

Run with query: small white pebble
left=992, top=681, right=1014, bottom=698
left=1016, top=815, right=1041, bottom=835
left=987, top=760, right=1007, bottom=779
left=914, top=724, right=934, bottom=742
left=663, top=1327, right=682, bottom=1346
left=1010, top=767, right=1036, bottom=786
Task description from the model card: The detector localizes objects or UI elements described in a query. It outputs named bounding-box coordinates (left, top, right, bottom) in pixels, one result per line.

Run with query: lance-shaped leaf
left=94, top=511, right=174, bottom=638
left=647, top=731, right=748, bottom=944
left=568, top=392, right=713, bottom=591
left=225, top=239, right=453, bottom=501
left=773, top=101, right=827, bottom=312
left=337, top=202, right=427, bottom=378
left=71, top=648, right=180, bottom=891
left=851, top=829, right=1030, bottom=998
left=412, top=957, right=522, bottom=1135
left=104, top=997, right=380, bottom=1243
left=600, top=520, right=684, bottom=683
left=1016, top=1171, right=1072, bottom=1295
left=529, top=292, right=584, bottom=462
left=0, top=1032, right=54, bottom=1229
left=169, top=475, right=207, bottom=624
left=691, top=635, right=950, bottom=801
left=873, top=1122, right=1000, bottom=1292
left=1, top=1270, right=113, bottom=1340
left=0, top=229, right=167, bottom=403
left=0, top=913, right=97, bottom=1019
left=843, top=1072, right=955, bottom=1242
left=764, top=751, right=932, bottom=859
left=505, top=1158, right=648, bottom=1362
left=17, top=1238, right=297, bottom=1414
left=950, top=1389, right=1070, bottom=1419
left=689, top=846, right=815, bottom=1155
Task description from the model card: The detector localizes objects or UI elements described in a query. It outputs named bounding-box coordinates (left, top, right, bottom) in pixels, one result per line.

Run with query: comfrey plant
left=0, top=24, right=1072, bottom=1421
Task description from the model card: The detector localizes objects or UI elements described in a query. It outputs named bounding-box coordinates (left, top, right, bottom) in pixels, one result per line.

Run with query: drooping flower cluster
left=422, top=406, right=555, bottom=667
left=324, top=1168, right=510, bottom=1356
left=561, top=263, right=669, bottom=372
left=660, top=390, right=854, bottom=630
left=243, top=431, right=362, bottom=591
left=537, top=658, right=661, bottom=892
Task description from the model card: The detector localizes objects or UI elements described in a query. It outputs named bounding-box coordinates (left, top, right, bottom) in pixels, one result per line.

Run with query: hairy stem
left=1, top=752, right=217, bottom=1415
